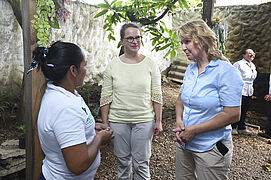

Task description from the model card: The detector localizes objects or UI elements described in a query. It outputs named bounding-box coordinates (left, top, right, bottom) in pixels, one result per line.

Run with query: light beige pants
left=110, top=121, right=154, bottom=180
left=175, top=140, right=233, bottom=180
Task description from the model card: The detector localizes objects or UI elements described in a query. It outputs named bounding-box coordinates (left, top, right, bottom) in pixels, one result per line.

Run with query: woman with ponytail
left=30, top=41, right=114, bottom=180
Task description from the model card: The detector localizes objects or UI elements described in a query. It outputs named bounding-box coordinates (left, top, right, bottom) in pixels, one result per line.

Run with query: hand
left=178, top=126, right=196, bottom=144
left=95, top=123, right=108, bottom=131
left=95, top=123, right=109, bottom=134
left=173, top=121, right=185, bottom=146
left=96, top=127, right=114, bottom=144
left=153, top=121, right=163, bottom=136
left=264, top=94, right=271, bottom=101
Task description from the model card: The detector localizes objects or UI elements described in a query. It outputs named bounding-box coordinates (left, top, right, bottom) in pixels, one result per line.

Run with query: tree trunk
left=202, top=0, right=214, bottom=27
left=22, top=0, right=46, bottom=179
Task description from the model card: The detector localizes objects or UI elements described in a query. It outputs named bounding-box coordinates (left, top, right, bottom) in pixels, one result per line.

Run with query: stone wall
left=0, top=0, right=24, bottom=96
left=2, top=1, right=271, bottom=97
left=173, top=3, right=271, bottom=74
left=0, top=0, right=170, bottom=96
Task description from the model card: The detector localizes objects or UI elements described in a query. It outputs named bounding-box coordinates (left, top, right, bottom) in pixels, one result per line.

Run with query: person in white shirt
left=264, top=74, right=271, bottom=101
left=258, top=74, right=271, bottom=139
left=232, top=49, right=257, bottom=135
left=28, top=41, right=114, bottom=180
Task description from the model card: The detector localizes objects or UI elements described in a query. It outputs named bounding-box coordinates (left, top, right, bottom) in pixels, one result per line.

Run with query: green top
left=100, top=56, right=162, bottom=123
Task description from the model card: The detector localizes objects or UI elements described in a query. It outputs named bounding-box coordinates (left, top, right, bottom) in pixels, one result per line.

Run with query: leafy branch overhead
left=94, top=0, right=198, bottom=60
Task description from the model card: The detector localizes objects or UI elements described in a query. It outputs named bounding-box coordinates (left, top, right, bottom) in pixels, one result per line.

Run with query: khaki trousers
left=175, top=140, right=233, bottom=180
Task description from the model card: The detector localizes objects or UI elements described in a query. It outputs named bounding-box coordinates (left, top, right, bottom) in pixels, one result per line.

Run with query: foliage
left=212, top=17, right=227, bottom=55
left=77, top=84, right=101, bottom=118
left=0, top=93, right=19, bottom=124
left=94, top=0, right=195, bottom=61
left=187, top=0, right=202, bottom=7
left=31, top=0, right=57, bottom=47
left=17, top=125, right=26, bottom=134
left=31, top=0, right=71, bottom=47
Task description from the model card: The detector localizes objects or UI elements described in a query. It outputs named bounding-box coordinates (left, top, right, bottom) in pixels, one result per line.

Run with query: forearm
left=100, top=104, right=110, bottom=125
left=191, top=106, right=240, bottom=135
left=77, top=137, right=102, bottom=175
left=175, top=94, right=184, bottom=125
left=62, top=139, right=102, bottom=175
left=153, top=102, right=162, bottom=123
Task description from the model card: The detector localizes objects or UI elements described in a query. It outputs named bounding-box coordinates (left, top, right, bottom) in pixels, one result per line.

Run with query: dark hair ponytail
left=31, top=41, right=84, bottom=83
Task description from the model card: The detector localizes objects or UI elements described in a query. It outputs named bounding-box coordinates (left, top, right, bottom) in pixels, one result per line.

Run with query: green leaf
left=169, top=30, right=172, bottom=36
left=164, top=50, right=171, bottom=58
left=152, top=40, right=157, bottom=46
left=104, top=0, right=110, bottom=6
left=171, top=50, right=177, bottom=58
left=110, top=0, right=118, bottom=6
left=160, top=43, right=171, bottom=50
left=117, top=41, right=122, bottom=48
left=181, top=0, right=189, bottom=10
left=263, top=165, right=271, bottom=171
left=178, top=0, right=184, bottom=9
left=108, top=33, right=116, bottom=41
left=173, top=31, right=178, bottom=40
left=52, top=0, right=60, bottom=9
left=197, top=3, right=203, bottom=7
left=94, top=9, right=108, bottom=18
left=96, top=3, right=109, bottom=9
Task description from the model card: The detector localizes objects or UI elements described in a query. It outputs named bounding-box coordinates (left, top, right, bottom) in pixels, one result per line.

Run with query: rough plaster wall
left=173, top=3, right=271, bottom=73
left=50, top=2, right=170, bottom=84
left=0, top=0, right=24, bottom=96
left=0, top=1, right=170, bottom=96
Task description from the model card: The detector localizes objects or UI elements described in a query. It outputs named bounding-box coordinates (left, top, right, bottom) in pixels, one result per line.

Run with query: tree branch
left=129, top=0, right=179, bottom=26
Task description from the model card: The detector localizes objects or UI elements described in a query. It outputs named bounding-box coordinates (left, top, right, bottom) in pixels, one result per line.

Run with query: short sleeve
left=53, top=106, right=86, bottom=149
left=151, top=60, right=163, bottom=104
left=218, top=66, right=244, bottom=107
left=100, top=63, right=113, bottom=107
left=233, top=62, right=239, bottom=70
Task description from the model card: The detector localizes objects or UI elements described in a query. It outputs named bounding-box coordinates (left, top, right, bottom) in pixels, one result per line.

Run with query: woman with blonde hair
left=173, top=20, right=243, bottom=179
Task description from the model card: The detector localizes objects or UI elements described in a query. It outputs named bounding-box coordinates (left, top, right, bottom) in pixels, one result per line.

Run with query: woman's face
left=75, top=59, right=87, bottom=87
left=122, top=27, right=141, bottom=53
left=179, top=36, right=202, bottom=61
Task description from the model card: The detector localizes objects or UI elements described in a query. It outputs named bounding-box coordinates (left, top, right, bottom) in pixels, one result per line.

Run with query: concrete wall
left=173, top=3, right=271, bottom=74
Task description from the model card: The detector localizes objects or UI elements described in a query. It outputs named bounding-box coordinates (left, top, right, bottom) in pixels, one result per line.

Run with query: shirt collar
left=191, top=59, right=220, bottom=75
left=47, top=81, right=80, bottom=98
left=242, top=58, right=252, bottom=67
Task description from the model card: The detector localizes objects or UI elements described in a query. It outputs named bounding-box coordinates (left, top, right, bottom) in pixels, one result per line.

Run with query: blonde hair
left=178, top=20, right=229, bottom=62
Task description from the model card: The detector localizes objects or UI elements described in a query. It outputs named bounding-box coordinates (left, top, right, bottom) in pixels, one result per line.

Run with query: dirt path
left=95, top=81, right=271, bottom=179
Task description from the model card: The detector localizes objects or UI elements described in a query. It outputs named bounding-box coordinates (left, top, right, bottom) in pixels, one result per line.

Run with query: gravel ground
left=94, top=81, right=271, bottom=180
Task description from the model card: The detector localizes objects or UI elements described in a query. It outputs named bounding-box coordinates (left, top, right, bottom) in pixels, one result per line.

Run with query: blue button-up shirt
left=180, top=59, right=243, bottom=152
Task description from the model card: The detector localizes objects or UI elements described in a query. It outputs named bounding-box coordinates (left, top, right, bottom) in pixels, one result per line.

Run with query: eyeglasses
left=123, top=36, right=142, bottom=43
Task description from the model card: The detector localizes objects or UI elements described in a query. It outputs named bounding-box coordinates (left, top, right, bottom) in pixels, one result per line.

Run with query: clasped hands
left=95, top=123, right=114, bottom=143
left=173, top=121, right=195, bottom=146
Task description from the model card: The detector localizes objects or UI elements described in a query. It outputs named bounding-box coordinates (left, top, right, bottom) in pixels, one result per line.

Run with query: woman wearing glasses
left=100, top=22, right=163, bottom=180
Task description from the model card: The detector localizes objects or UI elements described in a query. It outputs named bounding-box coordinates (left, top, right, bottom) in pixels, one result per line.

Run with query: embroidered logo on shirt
left=81, top=107, right=94, bottom=125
